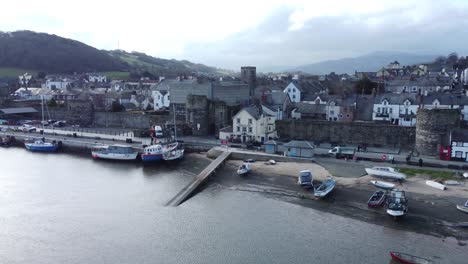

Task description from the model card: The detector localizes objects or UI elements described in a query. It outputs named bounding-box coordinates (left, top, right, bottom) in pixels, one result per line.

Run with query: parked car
left=21, top=124, right=37, bottom=132
left=52, top=121, right=66, bottom=127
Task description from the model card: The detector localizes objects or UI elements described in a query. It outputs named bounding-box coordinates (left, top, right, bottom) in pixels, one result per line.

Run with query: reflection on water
left=0, top=148, right=465, bottom=264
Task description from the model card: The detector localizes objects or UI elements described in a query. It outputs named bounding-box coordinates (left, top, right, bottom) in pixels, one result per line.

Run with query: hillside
left=107, top=50, right=220, bottom=77
left=289, top=51, right=438, bottom=74
left=0, top=30, right=127, bottom=73
left=0, top=30, right=221, bottom=78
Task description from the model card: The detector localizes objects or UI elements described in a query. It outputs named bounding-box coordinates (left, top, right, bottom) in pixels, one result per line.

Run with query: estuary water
left=0, top=148, right=465, bottom=264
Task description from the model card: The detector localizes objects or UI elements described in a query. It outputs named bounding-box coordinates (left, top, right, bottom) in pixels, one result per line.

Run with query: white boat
left=386, top=189, right=408, bottom=217
left=370, top=180, right=395, bottom=190
left=456, top=200, right=468, bottom=214
left=365, top=166, right=406, bottom=180
left=237, top=163, right=251, bottom=175
left=266, top=160, right=276, bottom=165
left=163, top=145, right=185, bottom=161
left=298, top=170, right=313, bottom=188
left=314, top=177, right=336, bottom=198
left=425, top=180, right=446, bottom=191
left=91, top=145, right=138, bottom=160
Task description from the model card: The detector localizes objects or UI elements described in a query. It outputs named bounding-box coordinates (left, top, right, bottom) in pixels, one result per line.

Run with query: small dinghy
left=389, top=251, right=432, bottom=264
left=313, top=177, right=336, bottom=198
left=456, top=200, right=468, bottom=214
left=266, top=159, right=276, bottom=165
left=425, top=180, right=446, bottom=191
left=367, top=190, right=387, bottom=207
left=370, top=180, right=395, bottom=190
left=237, top=163, right=251, bottom=176
left=298, top=170, right=313, bottom=188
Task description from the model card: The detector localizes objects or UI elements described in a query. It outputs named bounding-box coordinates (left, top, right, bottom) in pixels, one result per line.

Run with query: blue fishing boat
left=141, top=144, right=165, bottom=162
left=313, top=178, right=336, bottom=197
left=25, top=140, right=59, bottom=152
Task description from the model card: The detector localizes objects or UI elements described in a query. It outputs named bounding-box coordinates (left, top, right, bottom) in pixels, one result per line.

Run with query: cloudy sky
left=1, top=0, right=468, bottom=71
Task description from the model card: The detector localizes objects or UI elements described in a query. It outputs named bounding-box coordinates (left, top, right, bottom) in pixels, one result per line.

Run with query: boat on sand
left=297, top=170, right=313, bottom=188
left=456, top=200, right=468, bottom=214
left=313, top=178, right=336, bottom=198
left=370, top=180, right=395, bottom=190
left=389, top=251, right=432, bottom=263
left=386, top=189, right=408, bottom=217
left=237, top=163, right=251, bottom=175
left=365, top=166, right=406, bottom=180
left=367, top=190, right=386, bottom=207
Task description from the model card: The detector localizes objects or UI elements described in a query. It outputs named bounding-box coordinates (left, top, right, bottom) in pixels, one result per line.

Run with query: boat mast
left=172, top=103, right=177, bottom=140
left=41, top=95, right=45, bottom=129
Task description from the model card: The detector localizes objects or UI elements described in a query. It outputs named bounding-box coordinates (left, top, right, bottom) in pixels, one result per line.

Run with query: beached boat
left=456, top=200, right=468, bottom=213
left=456, top=222, right=468, bottom=228
left=425, top=180, right=446, bottom=191
left=297, top=170, right=313, bottom=188
left=314, top=178, right=336, bottom=198
left=237, top=163, right=251, bottom=175
left=386, top=189, right=408, bottom=217
left=91, top=145, right=138, bottom=160
left=25, top=140, right=59, bottom=152
left=367, top=190, right=387, bottom=207
left=370, top=180, right=395, bottom=190
left=365, top=166, right=406, bottom=180
left=389, top=251, right=432, bottom=264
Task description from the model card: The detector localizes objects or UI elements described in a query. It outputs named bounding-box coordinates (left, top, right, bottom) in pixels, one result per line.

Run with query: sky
left=1, top=0, right=468, bottom=71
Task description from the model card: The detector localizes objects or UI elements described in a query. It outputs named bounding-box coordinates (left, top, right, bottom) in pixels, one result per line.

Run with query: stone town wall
left=415, top=109, right=460, bottom=156
left=276, top=119, right=416, bottom=148
left=93, top=111, right=170, bottom=129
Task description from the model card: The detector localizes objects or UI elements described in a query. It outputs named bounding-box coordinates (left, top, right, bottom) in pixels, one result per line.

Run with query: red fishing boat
left=389, top=251, right=432, bottom=264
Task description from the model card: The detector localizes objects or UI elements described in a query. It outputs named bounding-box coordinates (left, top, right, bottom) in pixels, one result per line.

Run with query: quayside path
left=166, top=150, right=231, bottom=206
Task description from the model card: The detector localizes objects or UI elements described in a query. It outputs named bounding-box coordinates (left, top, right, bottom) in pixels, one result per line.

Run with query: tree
left=47, top=98, right=57, bottom=107
left=447, top=52, right=459, bottom=65
left=36, top=71, right=46, bottom=79
left=111, top=100, right=124, bottom=112
left=354, top=77, right=377, bottom=95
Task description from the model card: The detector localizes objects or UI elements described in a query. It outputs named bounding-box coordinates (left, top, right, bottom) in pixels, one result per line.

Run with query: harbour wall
left=276, top=119, right=416, bottom=149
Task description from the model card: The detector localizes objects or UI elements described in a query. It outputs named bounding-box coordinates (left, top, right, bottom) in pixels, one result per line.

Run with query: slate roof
left=264, top=140, right=277, bottom=145
left=293, top=102, right=327, bottom=114
left=451, top=129, right=468, bottom=142
left=283, top=140, right=314, bottom=149
left=219, top=126, right=233, bottom=133
left=0, top=107, right=38, bottom=114
left=374, top=94, right=420, bottom=105
left=154, top=79, right=212, bottom=104
left=243, top=106, right=261, bottom=119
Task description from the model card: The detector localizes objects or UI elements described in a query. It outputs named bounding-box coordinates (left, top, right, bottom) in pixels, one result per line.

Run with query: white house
left=152, top=90, right=170, bottom=110
left=88, top=73, right=107, bottom=83
left=283, top=81, right=301, bottom=103
left=44, top=79, right=72, bottom=90
left=372, top=94, right=419, bottom=126
left=450, top=129, right=468, bottom=162
left=230, top=106, right=277, bottom=143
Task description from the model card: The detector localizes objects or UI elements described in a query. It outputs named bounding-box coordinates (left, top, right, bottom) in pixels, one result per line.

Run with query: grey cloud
left=182, top=3, right=468, bottom=71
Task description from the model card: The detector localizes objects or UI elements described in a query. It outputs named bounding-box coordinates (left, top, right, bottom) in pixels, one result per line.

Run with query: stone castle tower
left=241, top=66, right=256, bottom=98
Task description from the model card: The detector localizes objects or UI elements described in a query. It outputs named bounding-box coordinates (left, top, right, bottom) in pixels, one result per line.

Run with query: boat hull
left=314, top=179, right=336, bottom=197
left=390, top=251, right=432, bottom=264
left=25, top=143, right=58, bottom=152
left=141, top=153, right=163, bottom=162
left=365, top=168, right=406, bottom=180
left=456, top=205, right=468, bottom=213
left=92, top=151, right=138, bottom=160
left=368, top=190, right=386, bottom=207
left=386, top=209, right=406, bottom=217
left=370, top=180, right=395, bottom=190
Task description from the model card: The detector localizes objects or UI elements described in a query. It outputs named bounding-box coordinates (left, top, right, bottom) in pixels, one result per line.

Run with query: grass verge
left=397, top=167, right=455, bottom=181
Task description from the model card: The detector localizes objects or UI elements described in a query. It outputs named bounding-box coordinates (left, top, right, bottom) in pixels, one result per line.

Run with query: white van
left=154, top=125, right=164, bottom=138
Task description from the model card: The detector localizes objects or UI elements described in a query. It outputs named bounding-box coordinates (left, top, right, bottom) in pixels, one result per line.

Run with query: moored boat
left=313, top=177, right=336, bottom=198
left=365, top=166, right=406, bottom=180
left=386, top=189, right=408, bottom=217
left=370, top=180, right=395, bottom=190
left=25, top=139, right=59, bottom=152
left=389, top=251, right=432, bottom=264
left=91, top=145, right=138, bottom=160
left=163, top=142, right=184, bottom=161
left=367, top=190, right=387, bottom=207
left=237, top=163, right=251, bottom=175
left=141, top=144, right=164, bottom=162
left=297, top=170, right=313, bottom=188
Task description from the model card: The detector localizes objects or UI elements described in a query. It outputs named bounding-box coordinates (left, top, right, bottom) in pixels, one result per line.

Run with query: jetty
left=166, top=150, right=231, bottom=206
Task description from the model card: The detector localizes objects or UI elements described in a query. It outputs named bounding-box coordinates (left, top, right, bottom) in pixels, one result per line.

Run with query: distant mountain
left=0, top=30, right=221, bottom=78
left=289, top=51, right=438, bottom=74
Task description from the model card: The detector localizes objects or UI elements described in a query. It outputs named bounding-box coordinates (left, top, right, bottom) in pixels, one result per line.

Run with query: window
left=389, top=108, right=392, bottom=114
left=292, top=95, right=296, bottom=99
left=248, top=127, right=252, bottom=133
left=237, top=118, right=240, bottom=124
left=248, top=118, right=252, bottom=124
left=292, top=88, right=296, bottom=92
left=330, top=110, right=334, bottom=115
left=455, top=151, right=463, bottom=158
left=237, top=127, right=240, bottom=132
left=456, top=142, right=463, bottom=147
left=288, top=89, right=291, bottom=92
left=377, top=107, right=381, bottom=113
left=242, top=127, right=246, bottom=132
